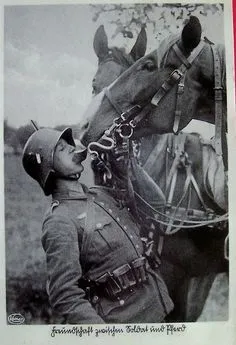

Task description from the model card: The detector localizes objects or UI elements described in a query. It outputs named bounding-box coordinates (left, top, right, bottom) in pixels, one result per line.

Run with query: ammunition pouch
left=80, top=257, right=148, bottom=301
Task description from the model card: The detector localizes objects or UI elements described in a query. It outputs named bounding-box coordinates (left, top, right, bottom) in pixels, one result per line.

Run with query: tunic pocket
left=91, top=215, right=123, bottom=257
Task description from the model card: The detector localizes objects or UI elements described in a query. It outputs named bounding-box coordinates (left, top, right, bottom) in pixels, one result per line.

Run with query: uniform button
left=92, top=197, right=95, bottom=201
left=96, top=223, right=102, bottom=229
left=116, top=217, right=120, bottom=222
left=135, top=244, right=139, bottom=249
left=124, top=226, right=127, bottom=230
left=100, top=202, right=104, bottom=206
left=108, top=209, right=113, bottom=214
left=119, top=299, right=125, bottom=306
left=130, top=235, right=133, bottom=239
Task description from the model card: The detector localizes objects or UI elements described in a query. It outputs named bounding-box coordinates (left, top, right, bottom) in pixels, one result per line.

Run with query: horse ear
left=181, top=16, right=202, bottom=53
left=93, top=25, right=109, bottom=59
left=130, top=26, right=147, bottom=61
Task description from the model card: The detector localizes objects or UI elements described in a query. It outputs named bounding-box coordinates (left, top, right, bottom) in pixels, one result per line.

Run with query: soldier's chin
left=68, top=168, right=83, bottom=180
left=75, top=165, right=84, bottom=175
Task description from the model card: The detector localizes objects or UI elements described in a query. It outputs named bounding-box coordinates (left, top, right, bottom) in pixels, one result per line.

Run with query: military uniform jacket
left=42, top=182, right=173, bottom=324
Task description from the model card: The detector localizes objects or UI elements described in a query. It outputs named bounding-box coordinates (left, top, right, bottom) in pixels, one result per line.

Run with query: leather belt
left=81, top=257, right=148, bottom=301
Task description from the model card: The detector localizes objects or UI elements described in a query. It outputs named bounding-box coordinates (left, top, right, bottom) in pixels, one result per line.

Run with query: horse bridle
left=87, top=38, right=228, bottom=257
left=88, top=36, right=227, bottom=181
left=152, top=39, right=227, bottom=170
left=89, top=38, right=226, bottom=163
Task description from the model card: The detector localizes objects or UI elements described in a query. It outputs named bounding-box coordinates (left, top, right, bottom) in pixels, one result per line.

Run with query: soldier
left=22, top=127, right=173, bottom=324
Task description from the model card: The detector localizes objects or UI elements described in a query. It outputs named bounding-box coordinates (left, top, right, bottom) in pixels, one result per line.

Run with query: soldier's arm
left=41, top=214, right=105, bottom=324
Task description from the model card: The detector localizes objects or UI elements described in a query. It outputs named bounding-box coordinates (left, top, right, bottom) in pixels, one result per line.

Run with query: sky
left=4, top=3, right=225, bottom=138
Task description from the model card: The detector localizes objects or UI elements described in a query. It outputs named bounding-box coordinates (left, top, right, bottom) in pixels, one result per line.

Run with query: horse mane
left=99, top=47, right=135, bottom=68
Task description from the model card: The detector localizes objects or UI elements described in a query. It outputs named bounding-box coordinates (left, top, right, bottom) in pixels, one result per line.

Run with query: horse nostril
left=92, top=85, right=98, bottom=95
left=83, top=122, right=89, bottom=130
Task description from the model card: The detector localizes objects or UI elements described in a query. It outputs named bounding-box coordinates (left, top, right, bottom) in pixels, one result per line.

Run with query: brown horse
left=81, top=18, right=228, bottom=321
left=82, top=16, right=226, bottom=145
left=92, top=25, right=147, bottom=96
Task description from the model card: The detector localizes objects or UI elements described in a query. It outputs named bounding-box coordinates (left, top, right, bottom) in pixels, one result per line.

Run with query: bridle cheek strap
left=211, top=45, right=228, bottom=172
left=173, top=74, right=185, bottom=134
left=151, top=40, right=206, bottom=133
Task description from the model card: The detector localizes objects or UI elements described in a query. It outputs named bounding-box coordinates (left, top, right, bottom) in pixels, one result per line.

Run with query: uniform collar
left=52, top=180, right=95, bottom=200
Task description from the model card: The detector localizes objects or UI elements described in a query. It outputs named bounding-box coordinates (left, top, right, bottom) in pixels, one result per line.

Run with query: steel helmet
left=22, top=127, right=78, bottom=195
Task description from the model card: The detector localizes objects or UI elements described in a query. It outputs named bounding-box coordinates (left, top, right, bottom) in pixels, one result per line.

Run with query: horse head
left=81, top=16, right=226, bottom=146
left=92, top=25, right=147, bottom=95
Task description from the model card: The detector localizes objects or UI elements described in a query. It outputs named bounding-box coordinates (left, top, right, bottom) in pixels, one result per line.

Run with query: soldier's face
left=53, top=138, right=86, bottom=178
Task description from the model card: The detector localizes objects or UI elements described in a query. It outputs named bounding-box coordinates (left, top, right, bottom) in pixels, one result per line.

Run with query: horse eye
left=138, top=59, right=156, bottom=72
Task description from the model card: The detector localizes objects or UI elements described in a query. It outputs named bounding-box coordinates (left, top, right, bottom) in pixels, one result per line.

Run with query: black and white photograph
left=2, top=0, right=236, bottom=344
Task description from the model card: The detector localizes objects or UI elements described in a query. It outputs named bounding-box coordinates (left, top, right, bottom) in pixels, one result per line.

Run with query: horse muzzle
left=73, top=140, right=88, bottom=163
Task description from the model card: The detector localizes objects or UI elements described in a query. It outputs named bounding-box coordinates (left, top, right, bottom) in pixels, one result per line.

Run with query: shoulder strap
left=80, top=195, right=96, bottom=271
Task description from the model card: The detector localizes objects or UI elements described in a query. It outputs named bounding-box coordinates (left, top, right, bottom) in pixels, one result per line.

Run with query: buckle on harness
left=170, top=69, right=183, bottom=83
left=214, top=86, right=223, bottom=101
left=177, top=83, right=184, bottom=94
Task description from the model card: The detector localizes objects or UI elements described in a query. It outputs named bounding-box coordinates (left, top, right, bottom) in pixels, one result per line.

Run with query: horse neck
left=193, top=99, right=227, bottom=127
left=194, top=43, right=226, bottom=126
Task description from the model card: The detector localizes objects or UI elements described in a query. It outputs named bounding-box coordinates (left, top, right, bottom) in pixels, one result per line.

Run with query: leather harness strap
left=151, top=41, right=205, bottom=133
left=211, top=45, right=228, bottom=172
left=80, top=195, right=96, bottom=269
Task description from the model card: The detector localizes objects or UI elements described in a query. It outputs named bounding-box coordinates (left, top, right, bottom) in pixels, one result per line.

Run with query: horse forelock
left=99, top=47, right=134, bottom=68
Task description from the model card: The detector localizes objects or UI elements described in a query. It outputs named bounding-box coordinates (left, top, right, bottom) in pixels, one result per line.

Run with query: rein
left=87, top=38, right=228, bottom=259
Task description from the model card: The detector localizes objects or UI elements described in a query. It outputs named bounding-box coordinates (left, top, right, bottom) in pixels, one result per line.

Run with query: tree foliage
left=90, top=3, right=223, bottom=50
left=4, top=120, right=21, bottom=154
left=17, top=124, right=35, bottom=148
left=4, top=121, right=82, bottom=155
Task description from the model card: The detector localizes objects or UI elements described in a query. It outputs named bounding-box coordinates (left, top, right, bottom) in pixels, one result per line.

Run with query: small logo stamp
left=8, top=313, right=25, bottom=325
